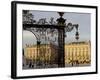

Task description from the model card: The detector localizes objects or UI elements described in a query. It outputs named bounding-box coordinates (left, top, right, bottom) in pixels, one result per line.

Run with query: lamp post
left=56, top=12, right=79, bottom=67
left=57, top=12, right=66, bottom=67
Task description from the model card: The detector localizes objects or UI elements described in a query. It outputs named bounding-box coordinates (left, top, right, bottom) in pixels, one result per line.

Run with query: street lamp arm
left=65, top=23, right=79, bottom=32
left=65, top=23, right=74, bottom=32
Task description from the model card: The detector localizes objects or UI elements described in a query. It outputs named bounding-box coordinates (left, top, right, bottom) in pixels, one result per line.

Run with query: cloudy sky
left=23, top=10, right=91, bottom=47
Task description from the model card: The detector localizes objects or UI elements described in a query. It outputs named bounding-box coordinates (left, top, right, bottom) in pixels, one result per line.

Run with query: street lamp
left=56, top=12, right=79, bottom=67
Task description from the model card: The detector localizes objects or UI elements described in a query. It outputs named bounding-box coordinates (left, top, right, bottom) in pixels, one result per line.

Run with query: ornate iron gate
left=23, top=10, right=79, bottom=68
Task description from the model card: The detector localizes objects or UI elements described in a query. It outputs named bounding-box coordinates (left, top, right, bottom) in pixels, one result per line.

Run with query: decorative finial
left=57, top=12, right=66, bottom=26
left=58, top=12, right=64, bottom=17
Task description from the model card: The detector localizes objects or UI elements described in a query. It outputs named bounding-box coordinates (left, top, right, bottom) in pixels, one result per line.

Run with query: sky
left=23, top=10, right=91, bottom=47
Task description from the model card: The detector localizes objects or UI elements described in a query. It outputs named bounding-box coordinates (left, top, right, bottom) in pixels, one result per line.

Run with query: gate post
left=57, top=12, right=66, bottom=67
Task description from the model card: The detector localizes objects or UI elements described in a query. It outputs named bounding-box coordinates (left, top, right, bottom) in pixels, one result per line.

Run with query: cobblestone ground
left=23, top=63, right=58, bottom=69
left=65, top=63, right=91, bottom=67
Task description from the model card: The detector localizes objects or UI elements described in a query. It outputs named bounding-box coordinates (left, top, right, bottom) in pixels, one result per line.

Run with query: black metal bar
left=58, top=28, right=65, bottom=67
left=23, top=24, right=65, bottom=30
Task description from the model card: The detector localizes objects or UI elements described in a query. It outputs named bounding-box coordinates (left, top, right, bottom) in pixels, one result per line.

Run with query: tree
left=23, top=10, right=36, bottom=24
